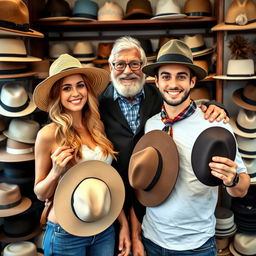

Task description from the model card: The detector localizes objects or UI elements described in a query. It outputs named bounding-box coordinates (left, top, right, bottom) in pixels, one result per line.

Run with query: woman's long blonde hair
left=48, top=74, right=116, bottom=162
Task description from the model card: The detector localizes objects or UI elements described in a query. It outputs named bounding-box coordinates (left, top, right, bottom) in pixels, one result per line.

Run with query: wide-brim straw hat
left=191, top=127, right=236, bottom=186
left=0, top=0, right=44, bottom=38
left=33, top=53, right=110, bottom=112
left=142, top=39, right=207, bottom=80
left=128, top=130, right=179, bottom=207
left=54, top=160, right=125, bottom=236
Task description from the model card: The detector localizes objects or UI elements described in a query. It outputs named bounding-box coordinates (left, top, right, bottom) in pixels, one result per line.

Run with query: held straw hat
left=142, top=39, right=207, bottom=80
left=54, top=160, right=125, bottom=236
left=128, top=130, right=179, bottom=207
left=0, top=0, right=44, bottom=38
left=33, top=54, right=110, bottom=112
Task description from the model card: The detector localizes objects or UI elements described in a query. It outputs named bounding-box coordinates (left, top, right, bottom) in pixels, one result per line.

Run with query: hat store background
left=0, top=0, right=256, bottom=255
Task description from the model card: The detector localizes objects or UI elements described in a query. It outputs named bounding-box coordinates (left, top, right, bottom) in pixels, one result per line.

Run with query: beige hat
left=0, top=39, right=42, bottom=62
left=98, top=1, right=124, bottom=21
left=54, top=160, right=125, bottom=236
left=212, top=0, right=256, bottom=31
left=214, top=59, right=256, bottom=80
left=3, top=241, right=43, bottom=256
left=142, top=39, right=207, bottom=80
left=33, top=53, right=110, bottom=112
left=183, top=34, right=214, bottom=58
left=0, top=83, right=37, bottom=117
left=0, top=138, right=35, bottom=162
left=3, top=119, right=40, bottom=144
left=230, top=109, right=256, bottom=138
left=72, top=41, right=96, bottom=61
left=49, top=42, right=70, bottom=61
left=0, top=183, right=31, bottom=217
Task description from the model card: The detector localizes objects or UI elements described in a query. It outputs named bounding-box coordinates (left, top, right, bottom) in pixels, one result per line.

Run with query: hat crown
left=0, top=183, right=21, bottom=205
left=49, top=54, right=82, bottom=76
left=97, top=42, right=114, bottom=59
left=73, top=41, right=93, bottom=55
left=243, top=158, right=256, bottom=174
left=44, top=0, right=71, bottom=17
left=49, top=42, right=70, bottom=59
left=237, top=108, right=256, bottom=130
left=72, top=0, right=99, bottom=19
left=183, top=34, right=205, bottom=49
left=0, top=38, right=26, bottom=56
left=184, top=0, right=212, bottom=14
left=98, top=1, right=124, bottom=20
left=227, top=59, right=255, bottom=76
left=155, top=0, right=181, bottom=14
left=72, top=178, right=111, bottom=222
left=237, top=136, right=256, bottom=152
left=3, top=241, right=37, bottom=256
left=243, top=82, right=256, bottom=101
left=233, top=233, right=256, bottom=255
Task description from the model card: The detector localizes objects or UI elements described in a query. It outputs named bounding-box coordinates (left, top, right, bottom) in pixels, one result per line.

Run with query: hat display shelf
left=0, top=0, right=45, bottom=250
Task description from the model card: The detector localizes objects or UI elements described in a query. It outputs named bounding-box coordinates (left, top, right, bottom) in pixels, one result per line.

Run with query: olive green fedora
left=142, top=39, right=207, bottom=80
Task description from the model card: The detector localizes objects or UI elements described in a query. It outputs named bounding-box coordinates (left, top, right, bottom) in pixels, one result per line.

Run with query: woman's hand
left=118, top=224, right=131, bottom=256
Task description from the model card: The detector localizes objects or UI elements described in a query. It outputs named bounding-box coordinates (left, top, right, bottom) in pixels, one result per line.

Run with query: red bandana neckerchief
left=161, top=100, right=197, bottom=136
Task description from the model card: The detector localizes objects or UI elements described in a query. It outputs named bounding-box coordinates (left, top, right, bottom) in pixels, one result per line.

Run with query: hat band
left=73, top=53, right=95, bottom=58
left=238, top=148, right=256, bottom=156
left=190, top=44, right=206, bottom=53
left=185, top=12, right=211, bottom=17
left=6, top=147, right=34, bottom=155
left=97, top=56, right=109, bottom=60
left=0, top=68, right=29, bottom=75
left=157, top=54, right=193, bottom=64
left=80, top=60, right=94, bottom=64
left=227, top=73, right=255, bottom=77
left=0, top=53, right=28, bottom=58
left=241, top=94, right=256, bottom=106
left=0, top=198, right=22, bottom=209
left=0, top=20, right=29, bottom=32
left=249, top=172, right=256, bottom=178
left=73, top=13, right=97, bottom=20
left=144, top=149, right=163, bottom=192
left=225, top=18, right=256, bottom=26
left=0, top=97, right=30, bottom=112
left=236, top=121, right=256, bottom=133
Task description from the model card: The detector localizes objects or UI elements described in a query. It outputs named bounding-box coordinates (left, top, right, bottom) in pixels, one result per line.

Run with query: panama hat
left=98, top=1, right=124, bottom=21
left=0, top=0, right=44, bottom=38
left=191, top=127, right=236, bottom=186
left=0, top=83, right=37, bottom=117
left=0, top=138, right=35, bottom=162
left=49, top=42, right=70, bottom=61
left=151, top=0, right=186, bottom=20
left=212, top=0, right=256, bottom=31
left=54, top=160, right=125, bottom=236
left=128, top=130, right=179, bottom=207
left=3, top=241, right=43, bottom=256
left=183, top=34, right=214, bottom=58
left=232, top=82, right=256, bottom=111
left=72, top=41, right=96, bottom=61
left=230, top=109, right=256, bottom=138
left=142, top=39, right=207, bottom=80
left=123, top=0, right=153, bottom=19
left=184, top=0, right=212, bottom=18
left=0, top=183, right=31, bottom=217
left=33, top=53, right=110, bottom=112
left=237, top=136, right=256, bottom=159
left=0, top=39, right=42, bottom=63
left=214, top=59, right=256, bottom=80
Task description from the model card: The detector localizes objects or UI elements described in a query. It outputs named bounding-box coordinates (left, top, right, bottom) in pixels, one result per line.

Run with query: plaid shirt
left=113, top=88, right=145, bottom=134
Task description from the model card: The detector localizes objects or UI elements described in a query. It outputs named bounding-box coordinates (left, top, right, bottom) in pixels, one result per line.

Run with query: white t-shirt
left=142, top=107, right=246, bottom=250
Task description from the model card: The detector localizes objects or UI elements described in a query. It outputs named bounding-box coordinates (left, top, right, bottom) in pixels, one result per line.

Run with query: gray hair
left=108, top=36, right=147, bottom=65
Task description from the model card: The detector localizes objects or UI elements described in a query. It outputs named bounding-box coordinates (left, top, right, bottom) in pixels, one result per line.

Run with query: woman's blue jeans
left=43, top=221, right=115, bottom=256
left=142, top=235, right=217, bottom=256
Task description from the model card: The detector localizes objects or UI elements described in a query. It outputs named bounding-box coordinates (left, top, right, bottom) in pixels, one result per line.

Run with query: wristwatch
left=223, top=173, right=239, bottom=188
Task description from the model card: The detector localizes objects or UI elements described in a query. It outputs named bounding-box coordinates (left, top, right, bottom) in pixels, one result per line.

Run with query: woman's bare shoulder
left=36, top=123, right=57, bottom=143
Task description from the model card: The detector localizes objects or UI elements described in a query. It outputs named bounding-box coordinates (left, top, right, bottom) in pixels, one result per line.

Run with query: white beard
left=111, top=72, right=145, bottom=98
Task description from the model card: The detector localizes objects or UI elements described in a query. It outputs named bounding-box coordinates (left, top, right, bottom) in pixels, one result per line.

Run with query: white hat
left=237, top=135, right=256, bottom=159
left=243, top=158, right=256, bottom=184
left=3, top=241, right=43, bottom=256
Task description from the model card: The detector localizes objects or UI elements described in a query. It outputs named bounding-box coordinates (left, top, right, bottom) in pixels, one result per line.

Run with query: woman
left=33, top=54, right=130, bottom=256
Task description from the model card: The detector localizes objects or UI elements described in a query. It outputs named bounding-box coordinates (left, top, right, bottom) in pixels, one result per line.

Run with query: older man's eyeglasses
left=112, top=61, right=143, bottom=71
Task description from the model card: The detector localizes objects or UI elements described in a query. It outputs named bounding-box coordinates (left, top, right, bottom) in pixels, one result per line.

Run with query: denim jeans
left=43, top=221, right=115, bottom=256
left=142, top=236, right=217, bottom=256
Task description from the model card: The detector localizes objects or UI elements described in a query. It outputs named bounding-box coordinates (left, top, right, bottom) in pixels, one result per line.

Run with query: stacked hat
left=49, top=42, right=70, bottom=61
left=98, top=1, right=124, bottom=21
left=123, top=0, right=153, bottom=19
left=215, top=207, right=237, bottom=238
left=184, top=0, right=212, bottom=18
left=93, top=42, right=114, bottom=65
left=243, top=158, right=256, bottom=185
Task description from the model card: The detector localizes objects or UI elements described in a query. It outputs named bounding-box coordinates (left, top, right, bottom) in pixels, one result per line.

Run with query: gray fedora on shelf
left=142, top=39, right=207, bottom=80
left=237, top=135, right=256, bottom=159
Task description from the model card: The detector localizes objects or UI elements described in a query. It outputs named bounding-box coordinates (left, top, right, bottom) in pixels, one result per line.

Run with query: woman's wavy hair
left=48, top=74, right=116, bottom=162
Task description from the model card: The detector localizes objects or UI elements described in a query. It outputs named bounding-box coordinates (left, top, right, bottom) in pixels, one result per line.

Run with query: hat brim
left=213, top=75, right=256, bottom=80
left=123, top=9, right=153, bottom=19
left=0, top=56, right=42, bottom=62
left=230, top=118, right=256, bottom=138
left=3, top=130, right=36, bottom=144
left=0, top=196, right=31, bottom=217
left=212, top=22, right=256, bottom=31
left=0, top=147, right=35, bottom=162
left=130, top=130, right=179, bottom=207
left=33, top=67, right=110, bottom=112
left=191, top=127, right=236, bottom=186
left=0, top=27, right=44, bottom=38
left=0, top=93, right=37, bottom=117
left=69, top=17, right=95, bottom=21
left=232, top=88, right=256, bottom=111
left=192, top=47, right=214, bottom=57
left=54, top=160, right=125, bottom=236
left=38, top=16, right=70, bottom=21
left=142, top=61, right=207, bottom=80
left=151, top=13, right=186, bottom=20
left=0, top=71, right=36, bottom=80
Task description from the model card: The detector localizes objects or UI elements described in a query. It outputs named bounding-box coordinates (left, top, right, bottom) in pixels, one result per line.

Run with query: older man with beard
left=99, top=36, right=228, bottom=225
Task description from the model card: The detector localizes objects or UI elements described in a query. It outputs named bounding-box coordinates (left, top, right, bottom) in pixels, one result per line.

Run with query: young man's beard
left=111, top=72, right=145, bottom=98
left=161, top=89, right=191, bottom=106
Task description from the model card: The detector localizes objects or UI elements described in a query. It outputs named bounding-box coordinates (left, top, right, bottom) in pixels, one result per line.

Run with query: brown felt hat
left=128, top=130, right=179, bottom=207
left=123, top=0, right=153, bottom=20
left=191, top=127, right=236, bottom=186
left=93, top=42, right=114, bottom=64
left=184, top=0, right=212, bottom=18
left=54, top=160, right=125, bottom=236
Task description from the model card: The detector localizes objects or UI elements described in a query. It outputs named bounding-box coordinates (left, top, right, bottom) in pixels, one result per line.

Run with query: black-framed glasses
left=112, top=61, right=143, bottom=71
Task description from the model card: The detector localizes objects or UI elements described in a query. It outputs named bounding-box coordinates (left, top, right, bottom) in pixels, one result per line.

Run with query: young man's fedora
left=54, top=160, right=125, bottom=236
left=128, top=130, right=179, bottom=207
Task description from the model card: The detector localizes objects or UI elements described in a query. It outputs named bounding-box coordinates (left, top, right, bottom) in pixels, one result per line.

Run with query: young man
left=99, top=36, right=229, bottom=220
left=131, top=39, right=250, bottom=256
